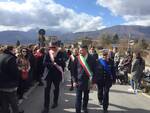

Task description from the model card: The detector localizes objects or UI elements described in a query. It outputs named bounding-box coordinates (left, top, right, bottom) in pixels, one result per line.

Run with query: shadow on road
left=109, top=103, right=150, bottom=113
left=110, top=89, right=134, bottom=95
left=60, top=82, right=150, bottom=113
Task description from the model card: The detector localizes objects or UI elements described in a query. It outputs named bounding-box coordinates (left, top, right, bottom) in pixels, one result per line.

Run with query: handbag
left=21, top=69, right=29, bottom=80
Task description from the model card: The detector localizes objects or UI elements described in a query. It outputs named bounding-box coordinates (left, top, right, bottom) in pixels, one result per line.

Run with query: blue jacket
left=95, top=58, right=116, bottom=87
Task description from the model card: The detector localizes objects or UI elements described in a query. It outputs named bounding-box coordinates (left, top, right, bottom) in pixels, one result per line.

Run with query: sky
left=0, top=0, right=150, bottom=32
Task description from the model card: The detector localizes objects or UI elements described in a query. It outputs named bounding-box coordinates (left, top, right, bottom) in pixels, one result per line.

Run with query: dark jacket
left=90, top=52, right=98, bottom=61
left=43, top=51, right=64, bottom=81
left=131, top=58, right=145, bottom=81
left=73, top=54, right=96, bottom=91
left=68, top=55, right=77, bottom=76
left=58, top=51, right=67, bottom=71
left=34, top=51, right=45, bottom=75
left=0, top=51, right=19, bottom=89
left=95, top=58, right=116, bottom=87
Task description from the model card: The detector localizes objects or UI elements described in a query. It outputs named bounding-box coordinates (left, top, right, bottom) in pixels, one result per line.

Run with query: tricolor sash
left=78, top=55, right=93, bottom=79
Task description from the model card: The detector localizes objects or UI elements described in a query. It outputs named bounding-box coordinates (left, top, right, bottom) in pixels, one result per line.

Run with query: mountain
left=0, top=25, right=150, bottom=44
left=61, top=25, right=150, bottom=41
left=99, top=25, right=150, bottom=39
left=0, top=30, right=37, bottom=44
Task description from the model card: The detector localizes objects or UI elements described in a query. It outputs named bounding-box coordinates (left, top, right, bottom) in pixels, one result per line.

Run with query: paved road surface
left=20, top=71, right=150, bottom=113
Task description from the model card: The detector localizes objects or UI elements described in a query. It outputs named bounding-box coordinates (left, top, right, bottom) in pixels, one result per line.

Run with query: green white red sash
left=78, top=55, right=93, bottom=79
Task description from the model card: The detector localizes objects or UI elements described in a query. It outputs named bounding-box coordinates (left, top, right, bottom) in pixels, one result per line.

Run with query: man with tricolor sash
left=73, top=45, right=96, bottom=113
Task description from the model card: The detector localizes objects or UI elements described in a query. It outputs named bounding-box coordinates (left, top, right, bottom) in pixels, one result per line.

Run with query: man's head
left=89, top=47, right=95, bottom=54
left=3, top=45, right=15, bottom=54
left=73, top=48, right=79, bottom=56
left=134, top=51, right=141, bottom=59
left=49, top=41, right=58, bottom=52
left=79, top=45, right=88, bottom=57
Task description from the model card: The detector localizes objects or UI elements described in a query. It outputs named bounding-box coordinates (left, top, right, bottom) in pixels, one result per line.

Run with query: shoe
left=69, top=87, right=74, bottom=91
left=99, top=100, right=103, bottom=105
left=18, top=99, right=23, bottom=105
left=41, top=108, right=49, bottom=113
left=134, top=90, right=138, bottom=95
left=38, top=82, right=44, bottom=86
left=82, top=108, right=88, bottom=113
left=76, top=109, right=81, bottom=113
left=128, top=88, right=134, bottom=93
left=23, top=95, right=28, bottom=100
left=19, top=110, right=24, bottom=113
left=103, top=109, right=108, bottom=113
left=51, top=103, right=58, bottom=109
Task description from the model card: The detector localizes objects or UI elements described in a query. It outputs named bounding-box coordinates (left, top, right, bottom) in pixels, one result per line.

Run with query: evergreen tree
left=112, top=33, right=119, bottom=44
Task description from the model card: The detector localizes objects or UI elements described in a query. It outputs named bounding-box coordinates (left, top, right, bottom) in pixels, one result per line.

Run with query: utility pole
left=128, top=33, right=131, bottom=48
left=128, top=33, right=132, bottom=52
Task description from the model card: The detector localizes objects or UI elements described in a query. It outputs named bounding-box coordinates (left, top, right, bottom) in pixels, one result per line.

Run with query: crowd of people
left=0, top=40, right=146, bottom=113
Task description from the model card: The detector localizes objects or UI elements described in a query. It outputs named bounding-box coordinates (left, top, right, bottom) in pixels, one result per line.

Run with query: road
left=20, top=71, right=150, bottom=113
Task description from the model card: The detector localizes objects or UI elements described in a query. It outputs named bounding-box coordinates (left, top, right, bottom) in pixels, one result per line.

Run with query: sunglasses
left=22, top=51, right=27, bottom=52
left=49, top=46, right=56, bottom=49
left=103, top=53, right=108, bottom=56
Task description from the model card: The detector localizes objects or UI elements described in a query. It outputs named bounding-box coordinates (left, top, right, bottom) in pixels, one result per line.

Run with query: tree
left=16, top=40, right=20, bottom=47
left=137, top=38, right=148, bottom=49
left=112, top=34, right=119, bottom=44
left=100, top=34, right=112, bottom=46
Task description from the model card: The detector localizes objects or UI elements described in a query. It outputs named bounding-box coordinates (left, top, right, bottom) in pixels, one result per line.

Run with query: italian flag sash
left=78, top=55, right=93, bottom=79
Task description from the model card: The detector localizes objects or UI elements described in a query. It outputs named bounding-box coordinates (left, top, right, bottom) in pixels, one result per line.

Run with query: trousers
left=44, top=78, right=61, bottom=109
left=75, top=89, right=89, bottom=113
left=0, top=91, right=20, bottom=113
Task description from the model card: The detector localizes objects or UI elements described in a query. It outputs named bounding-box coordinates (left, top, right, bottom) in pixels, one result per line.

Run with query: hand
left=73, top=82, right=79, bottom=87
left=53, top=62, right=57, bottom=65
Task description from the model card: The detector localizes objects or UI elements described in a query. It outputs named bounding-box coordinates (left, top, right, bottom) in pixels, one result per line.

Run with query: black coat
left=90, top=53, right=98, bottom=61
left=68, top=55, right=76, bottom=76
left=73, top=54, right=96, bottom=91
left=0, top=51, right=19, bottom=89
left=35, top=53, right=45, bottom=76
left=43, top=51, right=64, bottom=81
left=58, top=51, right=67, bottom=71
